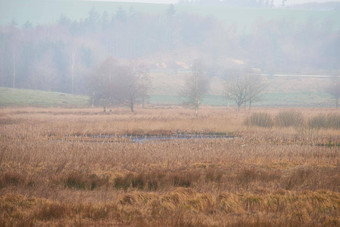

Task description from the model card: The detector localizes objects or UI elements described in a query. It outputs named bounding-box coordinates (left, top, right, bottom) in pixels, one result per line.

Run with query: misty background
left=0, top=0, right=339, bottom=107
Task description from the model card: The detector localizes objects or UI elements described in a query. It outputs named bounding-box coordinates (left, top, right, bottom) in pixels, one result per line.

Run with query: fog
left=89, top=0, right=340, bottom=5
left=0, top=0, right=339, bottom=107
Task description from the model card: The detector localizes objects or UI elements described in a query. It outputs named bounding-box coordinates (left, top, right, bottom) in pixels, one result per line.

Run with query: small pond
left=58, top=133, right=235, bottom=143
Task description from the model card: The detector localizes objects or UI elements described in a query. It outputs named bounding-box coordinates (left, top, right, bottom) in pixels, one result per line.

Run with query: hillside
left=149, top=72, right=335, bottom=107
left=0, top=72, right=336, bottom=108
left=0, top=87, right=89, bottom=107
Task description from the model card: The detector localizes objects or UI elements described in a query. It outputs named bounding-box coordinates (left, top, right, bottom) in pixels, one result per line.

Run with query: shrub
left=275, top=111, right=304, bottom=127
left=245, top=113, right=274, bottom=128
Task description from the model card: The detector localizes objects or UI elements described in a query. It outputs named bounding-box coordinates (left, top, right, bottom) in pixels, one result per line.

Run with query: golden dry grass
left=0, top=107, right=339, bottom=226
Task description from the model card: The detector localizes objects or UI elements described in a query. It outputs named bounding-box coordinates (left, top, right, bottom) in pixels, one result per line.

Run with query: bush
left=245, top=113, right=274, bottom=128
left=308, top=113, right=340, bottom=129
left=275, top=111, right=304, bottom=128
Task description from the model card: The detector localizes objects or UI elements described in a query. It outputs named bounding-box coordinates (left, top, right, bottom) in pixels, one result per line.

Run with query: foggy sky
left=89, top=0, right=340, bottom=6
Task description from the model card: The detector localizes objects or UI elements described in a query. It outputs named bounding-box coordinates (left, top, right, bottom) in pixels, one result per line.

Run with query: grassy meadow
left=0, top=87, right=89, bottom=108
left=0, top=106, right=339, bottom=226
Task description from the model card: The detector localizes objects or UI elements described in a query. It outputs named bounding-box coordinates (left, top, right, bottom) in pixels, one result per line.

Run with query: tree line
left=90, top=57, right=267, bottom=113
left=0, top=5, right=339, bottom=110
left=179, top=0, right=275, bottom=7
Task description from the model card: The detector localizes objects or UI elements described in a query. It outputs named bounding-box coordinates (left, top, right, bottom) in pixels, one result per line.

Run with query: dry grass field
left=0, top=107, right=339, bottom=226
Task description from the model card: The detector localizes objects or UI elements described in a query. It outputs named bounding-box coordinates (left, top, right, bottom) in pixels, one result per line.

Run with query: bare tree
left=8, top=24, right=20, bottom=89
left=327, top=76, right=340, bottom=109
left=132, top=63, right=151, bottom=109
left=89, top=57, right=150, bottom=112
left=124, top=63, right=150, bottom=112
left=246, top=74, right=267, bottom=109
left=67, top=37, right=85, bottom=94
left=28, top=51, right=59, bottom=91
left=224, top=75, right=247, bottom=111
left=70, top=49, right=76, bottom=94
left=89, top=57, right=117, bottom=112
left=224, top=69, right=266, bottom=110
left=180, top=59, right=209, bottom=116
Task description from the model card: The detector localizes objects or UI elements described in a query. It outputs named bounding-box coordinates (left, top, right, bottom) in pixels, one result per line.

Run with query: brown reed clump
left=245, top=112, right=274, bottom=128
left=308, top=113, right=340, bottom=129
left=275, top=110, right=305, bottom=128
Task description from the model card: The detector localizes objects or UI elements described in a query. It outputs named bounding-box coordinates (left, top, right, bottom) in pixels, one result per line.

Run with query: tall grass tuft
left=245, top=113, right=274, bottom=128
left=308, top=113, right=340, bottom=129
left=35, top=202, right=66, bottom=220
left=114, top=171, right=201, bottom=190
left=275, top=110, right=304, bottom=127
left=63, top=171, right=108, bottom=190
left=0, top=172, right=25, bottom=188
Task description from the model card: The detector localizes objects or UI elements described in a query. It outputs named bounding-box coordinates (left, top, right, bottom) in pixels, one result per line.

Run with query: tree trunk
left=71, top=51, right=76, bottom=94
left=249, top=100, right=252, bottom=110
left=91, top=92, right=95, bottom=107
left=195, top=106, right=198, bottom=117
left=12, top=53, right=16, bottom=88
left=337, top=96, right=339, bottom=109
left=237, top=103, right=241, bottom=111
left=130, top=100, right=134, bottom=112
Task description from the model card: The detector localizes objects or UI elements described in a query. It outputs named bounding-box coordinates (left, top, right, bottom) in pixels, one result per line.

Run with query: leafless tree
left=132, top=63, right=151, bottom=109
left=89, top=57, right=116, bottom=111
left=89, top=57, right=150, bottom=112
left=8, top=25, right=20, bottom=89
left=180, top=59, right=209, bottom=116
left=29, top=51, right=59, bottom=91
left=327, top=76, right=340, bottom=109
left=246, top=74, right=267, bottom=109
left=224, top=69, right=266, bottom=110
left=124, top=63, right=150, bottom=112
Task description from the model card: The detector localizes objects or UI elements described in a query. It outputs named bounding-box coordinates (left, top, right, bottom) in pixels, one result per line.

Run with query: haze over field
left=1, top=1, right=340, bottom=226
left=88, top=0, right=340, bottom=4
left=0, top=0, right=339, bottom=108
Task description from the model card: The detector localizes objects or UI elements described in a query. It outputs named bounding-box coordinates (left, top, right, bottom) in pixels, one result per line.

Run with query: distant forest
left=0, top=5, right=339, bottom=94
left=180, top=0, right=275, bottom=7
